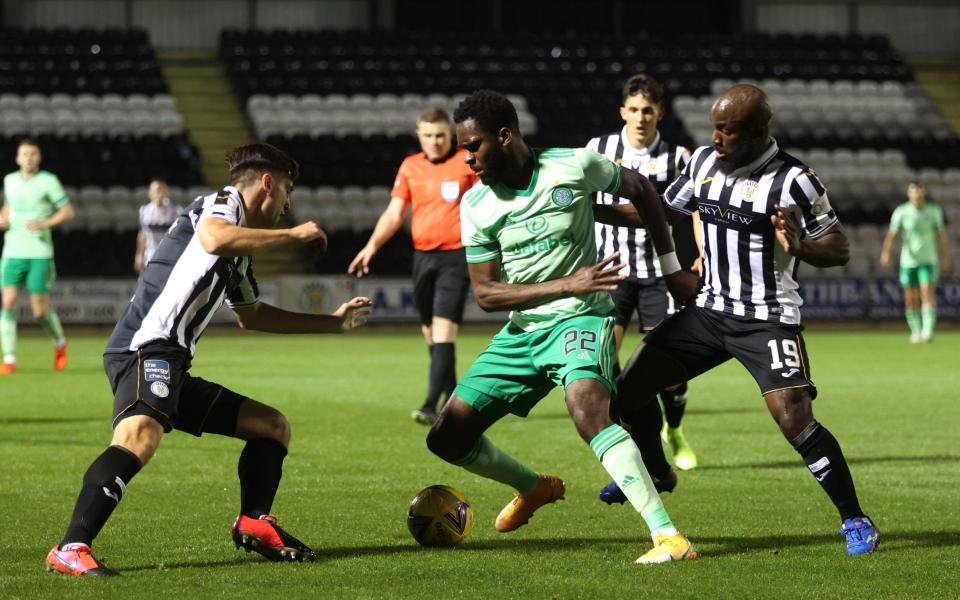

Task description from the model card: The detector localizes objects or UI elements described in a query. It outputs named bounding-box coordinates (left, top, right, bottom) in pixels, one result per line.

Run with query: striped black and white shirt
left=588, top=130, right=689, bottom=279
left=139, top=198, right=183, bottom=265
left=665, top=138, right=839, bottom=325
left=106, top=186, right=260, bottom=356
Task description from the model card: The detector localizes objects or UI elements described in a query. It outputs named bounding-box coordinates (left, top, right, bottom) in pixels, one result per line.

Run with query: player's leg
left=918, top=266, right=937, bottom=342
left=48, top=349, right=180, bottom=576
left=640, top=279, right=697, bottom=470
left=901, top=267, right=922, bottom=342
left=731, top=323, right=877, bottom=555
left=429, top=250, right=471, bottom=405
left=27, top=259, right=66, bottom=369
left=555, top=316, right=696, bottom=563
left=0, top=256, right=27, bottom=373
left=411, top=251, right=442, bottom=423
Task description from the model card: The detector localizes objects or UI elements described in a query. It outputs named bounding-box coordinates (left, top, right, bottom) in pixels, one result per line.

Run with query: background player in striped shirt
left=349, top=107, right=478, bottom=425
left=0, top=138, right=74, bottom=375
left=616, top=84, right=879, bottom=555
left=134, top=177, right=183, bottom=274
left=588, top=74, right=700, bottom=482
left=46, top=144, right=373, bottom=576
left=426, top=90, right=700, bottom=564
left=880, top=181, right=951, bottom=342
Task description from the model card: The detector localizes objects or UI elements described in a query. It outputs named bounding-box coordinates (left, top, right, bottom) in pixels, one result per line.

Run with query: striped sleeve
left=663, top=147, right=703, bottom=214
left=226, top=263, right=260, bottom=308
left=461, top=187, right=501, bottom=263
left=201, top=189, right=242, bottom=225
left=785, top=168, right=838, bottom=239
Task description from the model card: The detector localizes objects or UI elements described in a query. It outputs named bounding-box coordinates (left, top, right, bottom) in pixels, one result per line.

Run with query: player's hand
left=291, top=221, right=327, bottom=253
left=664, top=270, right=699, bottom=303
left=565, top=252, right=625, bottom=295
left=26, top=219, right=47, bottom=231
left=334, top=296, right=373, bottom=331
left=691, top=255, right=704, bottom=277
left=348, top=246, right=377, bottom=278
left=771, top=204, right=802, bottom=256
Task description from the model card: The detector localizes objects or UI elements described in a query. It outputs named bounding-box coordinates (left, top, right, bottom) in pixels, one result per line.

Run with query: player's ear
left=498, top=127, right=512, bottom=148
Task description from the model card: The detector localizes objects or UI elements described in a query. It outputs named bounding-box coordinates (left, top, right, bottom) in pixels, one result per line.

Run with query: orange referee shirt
left=391, top=148, right=478, bottom=251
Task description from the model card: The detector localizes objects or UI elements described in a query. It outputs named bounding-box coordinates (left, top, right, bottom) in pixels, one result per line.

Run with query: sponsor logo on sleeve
left=811, top=192, right=832, bottom=216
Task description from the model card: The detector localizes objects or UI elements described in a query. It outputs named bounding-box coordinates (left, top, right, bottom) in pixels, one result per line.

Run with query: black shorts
left=412, top=249, right=470, bottom=325
left=611, top=277, right=671, bottom=331
left=104, top=342, right=246, bottom=436
left=644, top=305, right=817, bottom=398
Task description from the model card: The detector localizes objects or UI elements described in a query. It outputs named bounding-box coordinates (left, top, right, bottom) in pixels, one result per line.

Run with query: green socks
left=452, top=436, right=539, bottom=494
left=905, top=309, right=921, bottom=336
left=591, top=424, right=676, bottom=535
left=0, top=310, right=15, bottom=361
left=37, top=311, right=66, bottom=346
left=921, top=307, right=936, bottom=337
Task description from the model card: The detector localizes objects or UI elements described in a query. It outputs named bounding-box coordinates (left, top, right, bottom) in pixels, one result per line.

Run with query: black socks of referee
left=61, top=445, right=142, bottom=547
left=238, top=438, right=288, bottom=519
left=660, top=382, right=688, bottom=429
left=425, top=342, right=456, bottom=411
left=790, top=421, right=864, bottom=521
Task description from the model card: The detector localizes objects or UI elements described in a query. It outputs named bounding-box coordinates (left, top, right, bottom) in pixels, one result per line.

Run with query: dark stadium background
left=0, top=0, right=957, bottom=323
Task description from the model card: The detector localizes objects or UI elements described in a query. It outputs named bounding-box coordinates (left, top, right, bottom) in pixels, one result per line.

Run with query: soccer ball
left=407, top=485, right=474, bottom=548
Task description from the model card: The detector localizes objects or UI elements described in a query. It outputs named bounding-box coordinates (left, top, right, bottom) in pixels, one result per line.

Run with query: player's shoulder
left=461, top=181, right=492, bottom=210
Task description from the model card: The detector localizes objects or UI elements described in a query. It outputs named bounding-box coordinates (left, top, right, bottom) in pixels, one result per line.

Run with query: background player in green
left=0, top=138, right=74, bottom=375
left=426, top=90, right=700, bottom=564
left=880, top=181, right=951, bottom=343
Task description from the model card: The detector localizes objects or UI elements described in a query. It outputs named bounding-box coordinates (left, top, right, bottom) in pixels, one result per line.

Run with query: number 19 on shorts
left=767, top=339, right=800, bottom=370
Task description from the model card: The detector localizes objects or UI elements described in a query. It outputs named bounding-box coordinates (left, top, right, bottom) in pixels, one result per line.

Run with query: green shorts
left=899, top=265, right=937, bottom=287
left=0, top=257, right=57, bottom=293
left=454, top=313, right=617, bottom=422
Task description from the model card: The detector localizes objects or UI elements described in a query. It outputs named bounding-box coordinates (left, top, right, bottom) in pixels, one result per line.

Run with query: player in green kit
left=880, top=181, right=951, bottom=343
left=0, top=138, right=75, bottom=375
left=425, top=90, right=701, bottom=564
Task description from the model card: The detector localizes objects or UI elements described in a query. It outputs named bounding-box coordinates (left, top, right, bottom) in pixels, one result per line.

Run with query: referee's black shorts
left=104, top=341, right=247, bottom=437
left=644, top=305, right=817, bottom=398
left=412, top=248, right=470, bottom=325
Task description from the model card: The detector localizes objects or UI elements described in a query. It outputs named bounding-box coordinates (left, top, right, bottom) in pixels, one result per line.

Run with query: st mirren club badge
left=742, top=180, right=759, bottom=202
left=647, top=161, right=659, bottom=174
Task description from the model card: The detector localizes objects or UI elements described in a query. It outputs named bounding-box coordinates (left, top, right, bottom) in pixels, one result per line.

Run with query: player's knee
left=112, top=416, right=164, bottom=464
left=425, top=421, right=462, bottom=462
left=260, top=408, right=291, bottom=446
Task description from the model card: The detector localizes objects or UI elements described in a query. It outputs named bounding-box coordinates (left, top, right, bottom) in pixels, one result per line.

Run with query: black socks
left=660, top=382, right=688, bottom=429
left=791, top=421, right=864, bottom=521
left=238, top=438, right=288, bottom=518
left=61, top=445, right=142, bottom=547
left=425, top=342, right=456, bottom=410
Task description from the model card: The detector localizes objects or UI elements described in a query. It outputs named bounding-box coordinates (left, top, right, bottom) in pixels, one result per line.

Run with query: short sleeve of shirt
left=784, top=168, right=838, bottom=239
left=199, top=189, right=242, bottom=226
left=391, top=158, right=412, bottom=202
left=576, top=148, right=621, bottom=195
left=889, top=205, right=904, bottom=231
left=663, top=151, right=698, bottom=214
left=226, top=263, right=260, bottom=308
left=676, top=147, right=692, bottom=171
left=461, top=189, right=501, bottom=264
left=43, top=173, right=68, bottom=209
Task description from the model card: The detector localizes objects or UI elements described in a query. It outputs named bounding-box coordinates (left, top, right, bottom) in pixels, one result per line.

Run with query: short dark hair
left=225, top=143, right=299, bottom=186
left=417, top=106, right=451, bottom=125
left=453, top=90, right=519, bottom=135
left=149, top=176, right=168, bottom=186
left=622, top=74, right=665, bottom=106
left=17, top=137, right=40, bottom=150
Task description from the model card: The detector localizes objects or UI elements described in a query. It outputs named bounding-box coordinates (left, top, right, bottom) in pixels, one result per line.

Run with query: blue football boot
left=839, top=516, right=879, bottom=555
left=598, top=470, right=677, bottom=505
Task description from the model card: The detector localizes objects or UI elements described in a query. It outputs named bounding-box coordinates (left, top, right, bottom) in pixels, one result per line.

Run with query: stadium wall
left=8, top=276, right=960, bottom=325
left=4, top=1, right=958, bottom=55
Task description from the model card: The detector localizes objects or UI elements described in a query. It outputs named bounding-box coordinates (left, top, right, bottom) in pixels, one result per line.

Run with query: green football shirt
left=889, top=202, right=944, bottom=268
left=461, top=147, right=621, bottom=331
left=2, top=170, right=69, bottom=259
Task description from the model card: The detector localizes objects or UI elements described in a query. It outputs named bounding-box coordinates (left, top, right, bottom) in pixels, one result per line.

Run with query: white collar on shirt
left=620, top=127, right=661, bottom=156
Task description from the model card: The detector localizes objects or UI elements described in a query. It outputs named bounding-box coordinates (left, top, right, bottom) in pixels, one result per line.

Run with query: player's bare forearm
left=619, top=169, right=678, bottom=255
left=233, top=302, right=346, bottom=334
left=797, top=229, right=850, bottom=267
left=366, top=199, right=407, bottom=251
left=592, top=203, right=642, bottom=227
left=198, top=218, right=301, bottom=256
left=39, top=202, right=75, bottom=229
left=937, top=230, right=950, bottom=270
left=471, top=278, right=569, bottom=312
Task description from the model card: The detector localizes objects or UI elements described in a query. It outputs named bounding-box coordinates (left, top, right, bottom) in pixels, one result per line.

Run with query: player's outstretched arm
left=198, top=217, right=327, bottom=257
left=592, top=203, right=643, bottom=227
left=232, top=297, right=373, bottom=333
left=348, top=197, right=409, bottom=277
left=772, top=204, right=849, bottom=267
left=468, top=254, right=626, bottom=312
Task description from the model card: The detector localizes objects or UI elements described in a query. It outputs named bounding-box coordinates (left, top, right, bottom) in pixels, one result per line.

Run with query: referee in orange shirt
left=349, top=107, right=478, bottom=424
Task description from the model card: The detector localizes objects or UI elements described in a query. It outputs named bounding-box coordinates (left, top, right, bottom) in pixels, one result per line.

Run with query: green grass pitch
left=1, top=327, right=958, bottom=598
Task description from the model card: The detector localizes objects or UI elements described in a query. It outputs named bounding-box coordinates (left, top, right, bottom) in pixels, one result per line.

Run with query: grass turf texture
left=1, top=328, right=958, bottom=599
